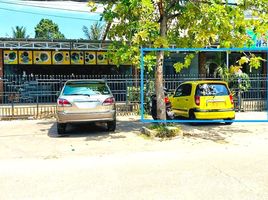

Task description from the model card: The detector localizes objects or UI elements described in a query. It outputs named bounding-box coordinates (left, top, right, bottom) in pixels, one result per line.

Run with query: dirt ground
left=0, top=113, right=268, bottom=200
left=0, top=112, right=267, bottom=160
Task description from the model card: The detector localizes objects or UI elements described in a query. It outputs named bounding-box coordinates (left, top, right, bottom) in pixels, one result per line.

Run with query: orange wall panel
left=70, top=51, right=84, bottom=65
left=52, top=51, right=70, bottom=65
left=3, top=50, right=18, bottom=64
left=19, top=50, right=33, bottom=64
left=33, top=51, right=51, bottom=65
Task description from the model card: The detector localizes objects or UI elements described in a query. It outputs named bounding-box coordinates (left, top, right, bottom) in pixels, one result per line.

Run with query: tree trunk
left=199, top=52, right=207, bottom=78
left=155, top=14, right=167, bottom=120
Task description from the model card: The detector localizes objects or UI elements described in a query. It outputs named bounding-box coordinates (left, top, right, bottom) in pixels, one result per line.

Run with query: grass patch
left=142, top=124, right=182, bottom=139
left=144, top=114, right=152, bottom=119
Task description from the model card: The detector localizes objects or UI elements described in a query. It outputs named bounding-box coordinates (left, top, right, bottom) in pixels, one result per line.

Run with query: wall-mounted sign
left=97, top=51, right=108, bottom=65
left=52, top=51, right=70, bottom=65
left=71, top=51, right=84, bottom=65
left=33, top=51, right=51, bottom=65
left=19, top=51, right=33, bottom=64
left=3, top=50, right=18, bottom=64
left=85, top=51, right=96, bottom=65
left=3, top=50, right=131, bottom=66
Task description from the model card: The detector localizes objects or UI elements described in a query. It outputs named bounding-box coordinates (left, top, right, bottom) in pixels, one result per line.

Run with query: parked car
left=56, top=80, right=116, bottom=134
left=169, top=80, right=235, bottom=124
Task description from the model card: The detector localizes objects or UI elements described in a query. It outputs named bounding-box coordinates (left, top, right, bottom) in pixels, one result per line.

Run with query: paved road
left=0, top=114, right=268, bottom=200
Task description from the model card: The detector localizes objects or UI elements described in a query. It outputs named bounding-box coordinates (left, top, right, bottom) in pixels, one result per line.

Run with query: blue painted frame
left=140, top=47, right=268, bottom=123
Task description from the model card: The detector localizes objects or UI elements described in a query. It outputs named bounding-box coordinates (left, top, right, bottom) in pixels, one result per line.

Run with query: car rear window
left=62, top=82, right=111, bottom=95
left=196, top=83, right=229, bottom=96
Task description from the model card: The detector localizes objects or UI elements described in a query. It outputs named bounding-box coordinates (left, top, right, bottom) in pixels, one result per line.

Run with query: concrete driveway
left=0, top=113, right=268, bottom=199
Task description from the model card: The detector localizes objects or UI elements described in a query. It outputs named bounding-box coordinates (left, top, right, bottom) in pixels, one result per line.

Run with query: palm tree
left=82, top=22, right=104, bottom=40
left=12, top=26, right=29, bottom=39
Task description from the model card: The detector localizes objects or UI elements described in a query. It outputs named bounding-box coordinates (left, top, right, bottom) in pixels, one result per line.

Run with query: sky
left=0, top=0, right=103, bottom=39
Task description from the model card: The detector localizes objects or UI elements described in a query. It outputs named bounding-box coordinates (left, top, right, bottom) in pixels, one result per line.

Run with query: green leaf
left=173, top=53, right=195, bottom=73
left=249, top=55, right=266, bottom=70
left=237, top=56, right=250, bottom=66
left=88, top=1, right=97, bottom=12
left=153, top=37, right=169, bottom=48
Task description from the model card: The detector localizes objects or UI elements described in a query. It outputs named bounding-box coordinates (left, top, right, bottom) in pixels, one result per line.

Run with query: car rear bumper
left=194, top=110, right=235, bottom=120
left=57, top=110, right=116, bottom=123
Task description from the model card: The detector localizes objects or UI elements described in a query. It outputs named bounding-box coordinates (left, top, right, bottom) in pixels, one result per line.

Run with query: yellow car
left=169, top=80, right=235, bottom=124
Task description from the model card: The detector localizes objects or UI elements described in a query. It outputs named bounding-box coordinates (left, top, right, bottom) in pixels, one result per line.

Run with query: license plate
left=75, top=102, right=98, bottom=109
left=208, top=102, right=225, bottom=109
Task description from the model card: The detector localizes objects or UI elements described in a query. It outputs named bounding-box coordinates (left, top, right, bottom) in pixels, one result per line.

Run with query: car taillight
left=103, top=97, right=115, bottom=106
left=164, top=97, right=170, bottom=103
left=57, top=98, right=72, bottom=107
left=229, top=95, right=234, bottom=105
left=195, top=96, right=200, bottom=106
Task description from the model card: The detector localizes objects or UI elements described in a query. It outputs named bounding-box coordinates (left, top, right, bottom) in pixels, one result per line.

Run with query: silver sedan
left=56, top=80, right=116, bottom=134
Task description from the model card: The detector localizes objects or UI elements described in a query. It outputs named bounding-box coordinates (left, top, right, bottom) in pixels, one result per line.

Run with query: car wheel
left=189, top=110, right=197, bottom=125
left=224, top=119, right=233, bottom=125
left=107, top=120, right=116, bottom=132
left=57, top=123, right=66, bottom=135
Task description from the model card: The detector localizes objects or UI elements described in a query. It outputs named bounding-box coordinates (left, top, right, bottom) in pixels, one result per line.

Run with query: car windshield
left=62, top=82, right=111, bottom=96
left=196, top=83, right=229, bottom=96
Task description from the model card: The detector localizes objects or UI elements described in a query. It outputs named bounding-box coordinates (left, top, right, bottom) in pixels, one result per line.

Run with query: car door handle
left=185, top=99, right=188, bottom=101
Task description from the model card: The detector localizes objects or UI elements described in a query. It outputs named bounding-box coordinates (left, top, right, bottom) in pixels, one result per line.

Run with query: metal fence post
left=11, top=98, right=14, bottom=118
left=125, top=78, right=128, bottom=105
left=238, top=77, right=242, bottom=112
left=238, top=90, right=241, bottom=112
left=36, top=94, right=39, bottom=118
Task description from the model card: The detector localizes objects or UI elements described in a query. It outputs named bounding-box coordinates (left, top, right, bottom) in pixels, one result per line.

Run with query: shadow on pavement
left=181, top=122, right=252, bottom=143
left=42, top=118, right=143, bottom=141
left=37, top=117, right=254, bottom=143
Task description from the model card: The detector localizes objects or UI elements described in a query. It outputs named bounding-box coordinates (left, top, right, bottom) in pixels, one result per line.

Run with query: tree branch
left=189, top=0, right=238, bottom=6
left=166, top=0, right=181, bottom=12
left=157, top=0, right=164, bottom=17
left=157, top=0, right=164, bottom=22
left=167, top=12, right=181, bottom=19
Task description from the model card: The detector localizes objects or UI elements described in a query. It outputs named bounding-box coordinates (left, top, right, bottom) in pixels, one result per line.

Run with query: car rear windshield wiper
left=65, top=94, right=91, bottom=97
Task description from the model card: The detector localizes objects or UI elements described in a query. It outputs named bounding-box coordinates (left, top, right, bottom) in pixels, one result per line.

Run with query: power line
left=0, top=7, right=102, bottom=22
left=0, top=0, right=103, bottom=14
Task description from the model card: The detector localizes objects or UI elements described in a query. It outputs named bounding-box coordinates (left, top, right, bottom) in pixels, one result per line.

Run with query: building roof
left=0, top=38, right=112, bottom=50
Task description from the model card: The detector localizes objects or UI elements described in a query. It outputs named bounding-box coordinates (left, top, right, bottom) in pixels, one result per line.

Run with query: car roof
left=65, top=79, right=106, bottom=84
left=182, top=80, right=228, bottom=85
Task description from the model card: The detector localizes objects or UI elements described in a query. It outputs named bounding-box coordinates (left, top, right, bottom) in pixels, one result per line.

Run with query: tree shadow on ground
left=37, top=117, right=253, bottom=143
left=181, top=122, right=252, bottom=143
left=166, top=116, right=252, bottom=143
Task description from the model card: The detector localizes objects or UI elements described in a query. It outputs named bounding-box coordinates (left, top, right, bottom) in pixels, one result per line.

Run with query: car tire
left=107, top=120, right=116, bottom=132
left=189, top=110, right=197, bottom=126
left=57, top=123, right=66, bottom=135
left=224, top=119, right=233, bottom=125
